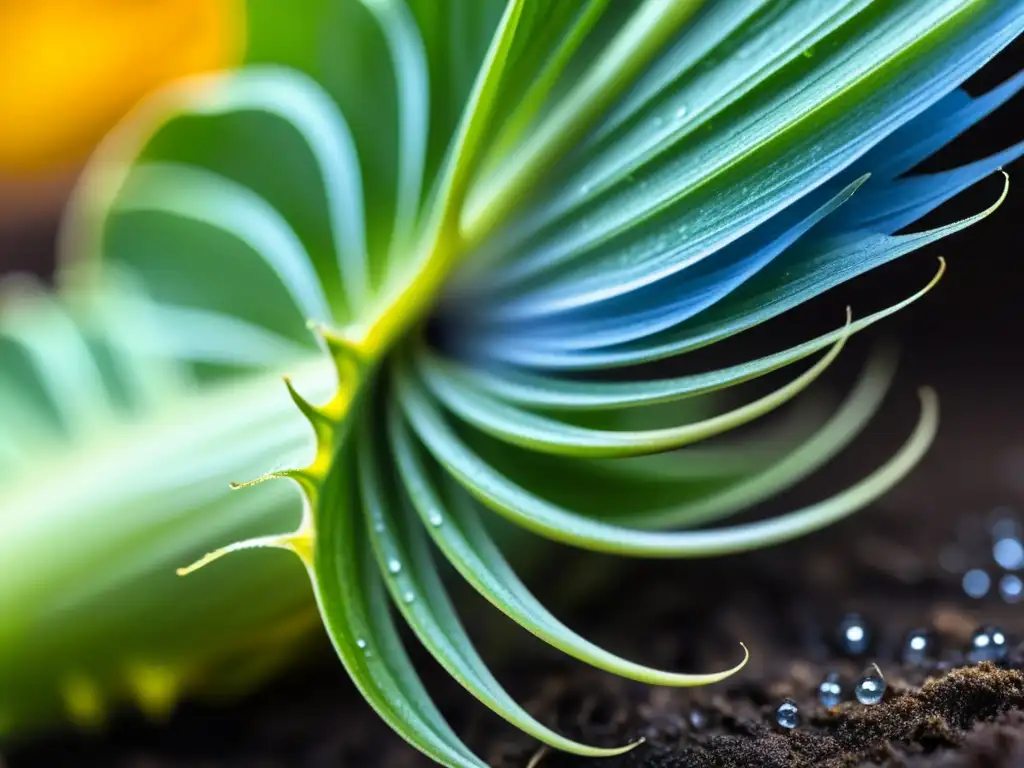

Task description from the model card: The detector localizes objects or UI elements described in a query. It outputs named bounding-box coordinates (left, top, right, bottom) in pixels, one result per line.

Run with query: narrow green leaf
left=613, top=348, right=897, bottom=529
left=410, top=328, right=848, bottom=458
left=115, top=163, right=333, bottom=325
left=389, top=401, right=748, bottom=687
left=358, top=416, right=638, bottom=758
left=309, top=442, right=487, bottom=768
left=397, top=363, right=939, bottom=557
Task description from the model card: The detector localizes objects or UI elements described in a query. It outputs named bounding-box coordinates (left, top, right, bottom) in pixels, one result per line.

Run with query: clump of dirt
left=489, top=664, right=1024, bottom=768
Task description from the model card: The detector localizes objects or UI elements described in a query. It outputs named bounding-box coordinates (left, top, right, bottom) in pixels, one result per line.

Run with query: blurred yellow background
left=0, top=0, right=244, bottom=225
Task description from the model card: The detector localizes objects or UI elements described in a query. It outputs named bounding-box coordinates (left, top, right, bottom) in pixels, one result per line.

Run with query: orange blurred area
left=0, top=0, right=245, bottom=176
left=0, top=0, right=244, bottom=229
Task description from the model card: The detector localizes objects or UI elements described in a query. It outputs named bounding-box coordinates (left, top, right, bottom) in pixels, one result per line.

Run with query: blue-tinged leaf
left=411, top=331, right=847, bottom=458
left=830, top=152, right=1023, bottom=235
left=398, top=367, right=939, bottom=557
left=478, top=174, right=868, bottom=336
left=850, top=71, right=1024, bottom=181
left=471, top=1, right=1023, bottom=313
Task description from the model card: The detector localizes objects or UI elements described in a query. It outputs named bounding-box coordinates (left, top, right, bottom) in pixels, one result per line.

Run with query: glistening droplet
left=775, top=699, right=799, bottom=729
left=967, top=625, right=1008, bottom=663
left=837, top=613, right=871, bottom=655
left=854, top=665, right=886, bottom=705
left=902, top=628, right=933, bottom=665
left=818, top=672, right=842, bottom=709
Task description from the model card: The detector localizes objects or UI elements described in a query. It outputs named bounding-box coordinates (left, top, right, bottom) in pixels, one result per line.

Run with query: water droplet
left=428, top=511, right=443, bottom=527
left=387, top=558, right=402, bottom=575
left=675, top=105, right=689, bottom=119
left=902, top=628, right=933, bottom=665
left=356, top=638, right=367, bottom=649
left=962, top=568, right=991, bottom=599
left=994, top=537, right=1024, bottom=570
left=837, top=613, right=871, bottom=656
left=402, top=590, right=415, bottom=604
left=854, top=665, right=886, bottom=705
left=775, top=699, right=799, bottom=729
left=818, top=672, right=842, bottom=709
left=1000, top=574, right=1023, bottom=603
left=967, top=625, right=1008, bottom=663
left=688, top=709, right=706, bottom=729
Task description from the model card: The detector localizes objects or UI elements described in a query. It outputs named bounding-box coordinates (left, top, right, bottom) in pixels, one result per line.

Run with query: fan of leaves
left=4, top=1, right=1023, bottom=765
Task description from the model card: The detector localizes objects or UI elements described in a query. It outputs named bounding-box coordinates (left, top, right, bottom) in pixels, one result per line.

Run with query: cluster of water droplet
left=775, top=612, right=1012, bottom=730
left=776, top=664, right=889, bottom=730
left=942, top=507, right=1024, bottom=602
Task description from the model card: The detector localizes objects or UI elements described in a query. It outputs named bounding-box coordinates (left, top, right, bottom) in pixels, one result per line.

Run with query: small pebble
left=854, top=664, right=886, bottom=705
left=967, top=625, right=1008, bottom=663
left=837, top=613, right=871, bottom=655
left=962, top=568, right=991, bottom=599
left=818, top=671, right=842, bottom=709
left=775, top=698, right=799, bottom=729
left=902, top=628, right=933, bottom=666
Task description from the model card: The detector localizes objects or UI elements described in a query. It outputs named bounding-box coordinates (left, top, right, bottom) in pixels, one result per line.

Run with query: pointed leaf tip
left=283, top=376, right=332, bottom=428
left=175, top=533, right=303, bottom=577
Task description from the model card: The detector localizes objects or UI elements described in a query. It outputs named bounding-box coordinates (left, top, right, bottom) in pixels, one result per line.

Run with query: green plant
left=3, top=1, right=1023, bottom=765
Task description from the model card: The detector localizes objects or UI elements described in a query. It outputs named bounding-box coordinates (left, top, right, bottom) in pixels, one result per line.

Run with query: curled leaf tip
left=738, top=641, right=751, bottom=670
left=176, top=533, right=298, bottom=577
left=525, top=746, right=549, bottom=768
left=917, top=385, right=939, bottom=410
left=228, top=474, right=275, bottom=490
left=990, top=169, right=1011, bottom=209
left=283, top=376, right=331, bottom=427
